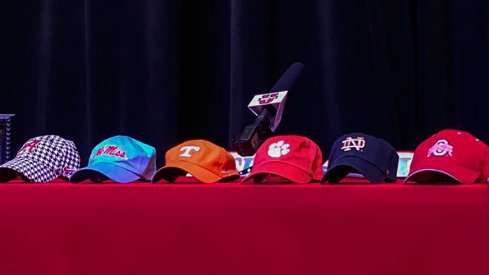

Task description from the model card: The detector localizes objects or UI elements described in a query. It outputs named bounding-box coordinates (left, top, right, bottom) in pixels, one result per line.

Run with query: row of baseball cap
left=0, top=129, right=487, bottom=184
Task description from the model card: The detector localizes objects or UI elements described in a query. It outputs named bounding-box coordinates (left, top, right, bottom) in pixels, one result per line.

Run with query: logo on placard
left=258, top=93, right=279, bottom=104
left=268, top=140, right=290, bottom=158
left=94, top=145, right=128, bottom=159
left=180, top=146, right=200, bottom=157
left=341, top=137, right=366, bottom=151
left=427, top=139, right=453, bottom=157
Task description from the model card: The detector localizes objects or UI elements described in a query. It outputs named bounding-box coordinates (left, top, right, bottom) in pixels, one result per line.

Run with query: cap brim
left=70, top=162, right=140, bottom=183
left=322, top=156, right=385, bottom=183
left=404, top=162, right=479, bottom=184
left=0, top=167, right=21, bottom=182
left=0, top=157, right=57, bottom=183
left=152, top=161, right=225, bottom=183
left=242, top=161, right=312, bottom=184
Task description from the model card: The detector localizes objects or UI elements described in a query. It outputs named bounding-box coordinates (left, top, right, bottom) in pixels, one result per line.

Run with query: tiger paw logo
left=268, top=140, right=290, bottom=158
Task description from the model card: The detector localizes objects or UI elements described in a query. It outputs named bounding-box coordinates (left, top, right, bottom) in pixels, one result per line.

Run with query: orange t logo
left=180, top=146, right=200, bottom=157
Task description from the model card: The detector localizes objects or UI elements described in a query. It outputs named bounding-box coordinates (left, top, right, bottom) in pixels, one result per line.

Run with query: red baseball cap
left=404, top=129, right=489, bottom=184
left=242, top=135, right=323, bottom=184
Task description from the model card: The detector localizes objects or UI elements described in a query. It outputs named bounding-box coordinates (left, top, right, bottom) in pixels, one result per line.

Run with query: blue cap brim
left=322, top=156, right=385, bottom=183
left=70, top=162, right=140, bottom=183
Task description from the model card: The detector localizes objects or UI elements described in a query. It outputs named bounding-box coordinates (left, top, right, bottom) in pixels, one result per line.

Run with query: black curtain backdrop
left=1, top=0, right=488, bottom=164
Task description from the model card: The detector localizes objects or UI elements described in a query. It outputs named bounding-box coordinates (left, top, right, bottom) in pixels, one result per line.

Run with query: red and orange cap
left=152, top=139, right=239, bottom=183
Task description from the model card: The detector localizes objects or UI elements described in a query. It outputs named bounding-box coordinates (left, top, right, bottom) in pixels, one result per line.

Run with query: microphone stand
left=233, top=108, right=274, bottom=156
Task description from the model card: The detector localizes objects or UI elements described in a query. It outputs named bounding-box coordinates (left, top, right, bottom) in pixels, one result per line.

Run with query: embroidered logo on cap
left=268, top=140, right=290, bottom=158
left=427, top=139, right=453, bottom=157
left=18, top=139, right=41, bottom=154
left=62, top=167, right=78, bottom=177
left=94, top=145, right=128, bottom=159
left=180, top=146, right=200, bottom=157
left=341, top=137, right=366, bottom=151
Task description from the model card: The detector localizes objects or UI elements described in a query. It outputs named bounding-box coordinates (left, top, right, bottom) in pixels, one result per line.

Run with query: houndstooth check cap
left=0, top=135, right=81, bottom=182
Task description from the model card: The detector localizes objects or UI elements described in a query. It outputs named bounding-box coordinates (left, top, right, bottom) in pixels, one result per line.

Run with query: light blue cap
left=70, top=135, right=156, bottom=183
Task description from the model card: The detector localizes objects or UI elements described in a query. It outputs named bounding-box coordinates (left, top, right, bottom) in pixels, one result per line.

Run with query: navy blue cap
left=321, top=133, right=399, bottom=183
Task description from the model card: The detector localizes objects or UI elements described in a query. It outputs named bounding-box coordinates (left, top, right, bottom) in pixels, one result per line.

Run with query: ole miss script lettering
left=94, top=145, right=127, bottom=159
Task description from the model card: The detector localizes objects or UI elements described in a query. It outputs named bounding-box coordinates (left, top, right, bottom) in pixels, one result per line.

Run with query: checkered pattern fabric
left=0, top=135, right=80, bottom=182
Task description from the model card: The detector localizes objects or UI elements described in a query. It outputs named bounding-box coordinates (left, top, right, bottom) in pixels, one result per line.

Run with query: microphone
left=233, top=62, right=304, bottom=156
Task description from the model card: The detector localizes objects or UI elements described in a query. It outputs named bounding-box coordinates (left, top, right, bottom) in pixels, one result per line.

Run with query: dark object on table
left=0, top=114, right=14, bottom=165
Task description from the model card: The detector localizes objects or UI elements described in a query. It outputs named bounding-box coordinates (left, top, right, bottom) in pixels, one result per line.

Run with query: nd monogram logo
left=180, top=146, right=200, bottom=157
left=427, top=139, right=453, bottom=157
left=341, top=137, right=366, bottom=151
left=258, top=93, right=279, bottom=104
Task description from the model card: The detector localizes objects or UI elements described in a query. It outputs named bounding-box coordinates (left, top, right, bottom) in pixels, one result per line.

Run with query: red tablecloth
left=0, top=182, right=488, bottom=275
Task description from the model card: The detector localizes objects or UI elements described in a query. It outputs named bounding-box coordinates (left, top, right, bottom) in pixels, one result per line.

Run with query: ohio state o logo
left=427, top=139, right=453, bottom=157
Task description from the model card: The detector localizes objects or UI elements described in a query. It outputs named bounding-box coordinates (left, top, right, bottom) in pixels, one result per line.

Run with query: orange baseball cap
left=152, top=139, right=239, bottom=183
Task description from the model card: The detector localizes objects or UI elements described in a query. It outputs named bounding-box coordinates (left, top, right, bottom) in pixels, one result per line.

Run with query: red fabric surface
left=0, top=180, right=488, bottom=275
